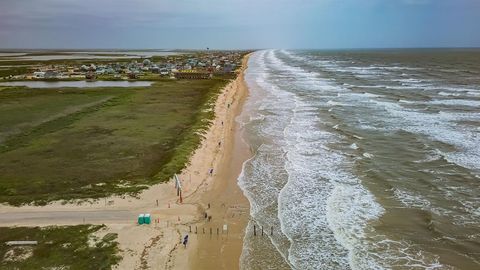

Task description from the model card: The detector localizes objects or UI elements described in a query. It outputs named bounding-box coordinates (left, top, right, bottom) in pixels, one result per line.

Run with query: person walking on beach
left=183, top=235, right=189, bottom=248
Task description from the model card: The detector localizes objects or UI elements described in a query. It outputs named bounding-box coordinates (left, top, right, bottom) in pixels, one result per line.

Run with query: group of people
left=183, top=202, right=213, bottom=248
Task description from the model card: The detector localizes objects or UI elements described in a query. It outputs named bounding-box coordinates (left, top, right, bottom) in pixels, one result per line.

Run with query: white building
left=33, top=71, right=45, bottom=79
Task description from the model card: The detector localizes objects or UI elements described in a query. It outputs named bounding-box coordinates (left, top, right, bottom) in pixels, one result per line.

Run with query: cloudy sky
left=0, top=0, right=479, bottom=49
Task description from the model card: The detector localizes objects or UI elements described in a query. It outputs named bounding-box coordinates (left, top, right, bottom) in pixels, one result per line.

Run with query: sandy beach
left=3, top=0, right=479, bottom=268
left=174, top=54, right=251, bottom=270
left=0, top=54, right=252, bottom=270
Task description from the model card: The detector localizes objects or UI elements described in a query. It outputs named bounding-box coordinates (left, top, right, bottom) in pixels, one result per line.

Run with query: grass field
left=0, top=66, right=32, bottom=78
left=0, top=225, right=120, bottom=269
left=0, top=77, right=230, bottom=205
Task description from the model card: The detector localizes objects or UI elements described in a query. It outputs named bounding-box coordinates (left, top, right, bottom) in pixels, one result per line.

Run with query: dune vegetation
left=0, top=225, right=120, bottom=270
left=0, top=77, right=231, bottom=205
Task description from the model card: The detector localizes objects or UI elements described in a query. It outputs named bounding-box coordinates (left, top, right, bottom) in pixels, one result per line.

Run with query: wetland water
left=0, top=51, right=181, bottom=61
left=0, top=81, right=153, bottom=88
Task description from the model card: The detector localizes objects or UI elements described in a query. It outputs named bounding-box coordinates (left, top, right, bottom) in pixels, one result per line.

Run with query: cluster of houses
left=4, top=51, right=245, bottom=81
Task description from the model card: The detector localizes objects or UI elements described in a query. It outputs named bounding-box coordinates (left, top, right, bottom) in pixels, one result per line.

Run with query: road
left=0, top=209, right=137, bottom=226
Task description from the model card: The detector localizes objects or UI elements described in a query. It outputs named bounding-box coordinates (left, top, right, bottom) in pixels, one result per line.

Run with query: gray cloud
left=0, top=0, right=479, bottom=49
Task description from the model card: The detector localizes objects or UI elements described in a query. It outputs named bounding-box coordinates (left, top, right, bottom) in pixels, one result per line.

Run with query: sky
left=0, top=0, right=479, bottom=49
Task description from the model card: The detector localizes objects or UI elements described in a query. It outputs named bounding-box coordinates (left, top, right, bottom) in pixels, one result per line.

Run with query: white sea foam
left=393, top=188, right=432, bottom=209
left=240, top=50, right=477, bottom=270
left=362, top=152, right=374, bottom=158
left=271, top=50, right=389, bottom=269
left=392, top=78, right=425, bottom=83
left=399, top=99, right=416, bottom=104
left=380, top=66, right=424, bottom=71
left=377, top=99, right=480, bottom=170
left=413, top=150, right=443, bottom=163
left=327, top=100, right=346, bottom=106
left=428, top=99, right=480, bottom=107
left=438, top=91, right=457, bottom=96
left=239, top=51, right=297, bottom=268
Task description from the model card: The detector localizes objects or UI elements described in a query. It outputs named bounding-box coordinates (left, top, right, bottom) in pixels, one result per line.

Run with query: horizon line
left=1, top=46, right=480, bottom=52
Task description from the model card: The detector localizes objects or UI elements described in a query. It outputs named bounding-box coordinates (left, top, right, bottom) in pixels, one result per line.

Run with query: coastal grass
left=0, top=66, right=32, bottom=78
left=0, top=225, right=120, bottom=270
left=0, top=78, right=230, bottom=205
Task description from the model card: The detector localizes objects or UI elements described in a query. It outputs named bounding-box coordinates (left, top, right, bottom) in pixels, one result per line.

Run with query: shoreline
left=0, top=53, right=252, bottom=270
left=167, top=53, right=252, bottom=269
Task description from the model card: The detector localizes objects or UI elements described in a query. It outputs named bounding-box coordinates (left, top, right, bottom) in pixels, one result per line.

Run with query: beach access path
left=0, top=209, right=135, bottom=225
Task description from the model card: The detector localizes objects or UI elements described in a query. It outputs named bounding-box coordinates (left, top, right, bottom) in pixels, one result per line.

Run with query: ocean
left=238, top=49, right=480, bottom=269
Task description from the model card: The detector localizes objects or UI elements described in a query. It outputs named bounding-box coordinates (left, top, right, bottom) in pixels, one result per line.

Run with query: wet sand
left=169, top=54, right=252, bottom=269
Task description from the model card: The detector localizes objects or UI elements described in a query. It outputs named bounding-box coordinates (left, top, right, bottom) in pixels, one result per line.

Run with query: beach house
left=33, top=71, right=46, bottom=79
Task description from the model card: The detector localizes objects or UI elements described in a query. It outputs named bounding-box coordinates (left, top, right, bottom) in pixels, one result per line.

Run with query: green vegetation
left=0, top=66, right=32, bottom=78
left=0, top=225, right=120, bottom=270
left=0, top=78, right=230, bottom=205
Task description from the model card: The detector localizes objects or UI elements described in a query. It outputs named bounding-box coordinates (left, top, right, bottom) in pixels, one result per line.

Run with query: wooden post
left=261, top=226, right=264, bottom=236
left=189, top=225, right=192, bottom=233
left=195, top=226, right=198, bottom=234
left=203, top=228, right=205, bottom=234
left=210, top=228, right=212, bottom=235
left=271, top=226, right=273, bottom=236
left=253, top=225, right=256, bottom=236
left=217, top=228, right=219, bottom=235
